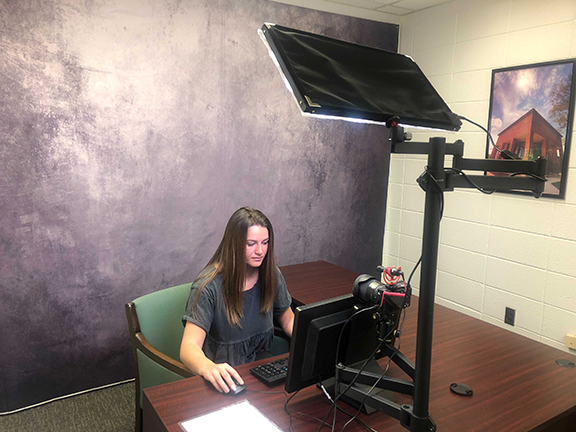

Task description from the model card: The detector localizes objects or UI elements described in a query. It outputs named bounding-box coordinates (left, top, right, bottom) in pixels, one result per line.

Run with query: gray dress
left=182, top=267, right=291, bottom=366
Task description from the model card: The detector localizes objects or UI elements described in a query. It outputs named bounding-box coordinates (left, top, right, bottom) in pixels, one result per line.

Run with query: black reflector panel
left=261, top=23, right=461, bottom=131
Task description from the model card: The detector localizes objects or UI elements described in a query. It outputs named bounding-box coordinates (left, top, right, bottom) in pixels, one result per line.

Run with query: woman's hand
left=180, top=321, right=244, bottom=393
left=200, top=362, right=244, bottom=393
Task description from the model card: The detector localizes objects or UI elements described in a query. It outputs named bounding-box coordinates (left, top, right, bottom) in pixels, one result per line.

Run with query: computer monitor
left=284, top=293, right=383, bottom=394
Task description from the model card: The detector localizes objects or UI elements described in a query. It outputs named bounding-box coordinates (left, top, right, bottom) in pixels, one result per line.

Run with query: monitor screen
left=285, top=293, right=381, bottom=394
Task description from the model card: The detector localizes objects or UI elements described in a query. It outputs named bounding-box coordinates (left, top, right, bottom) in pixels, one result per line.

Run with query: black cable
left=282, top=306, right=380, bottom=432
left=339, top=299, right=410, bottom=432
left=249, top=388, right=297, bottom=431
left=340, top=279, right=411, bottom=432
left=422, top=168, right=445, bottom=218
left=339, top=366, right=389, bottom=432
left=250, top=388, right=327, bottom=431
left=329, top=329, right=397, bottom=432
left=248, top=390, right=294, bottom=423
left=510, top=171, right=547, bottom=181
left=340, top=337, right=397, bottom=432
left=285, top=391, right=366, bottom=431
left=284, top=390, right=298, bottom=431
left=288, top=389, right=378, bottom=431
left=446, top=167, right=495, bottom=194
left=406, top=163, right=445, bottom=290
left=407, top=255, right=422, bottom=289
left=314, top=305, right=379, bottom=432
left=456, top=116, right=546, bottom=185
left=324, top=305, right=406, bottom=432
left=458, top=115, right=505, bottom=155
left=336, top=406, right=378, bottom=432
left=285, top=386, right=377, bottom=432
left=395, top=273, right=409, bottom=341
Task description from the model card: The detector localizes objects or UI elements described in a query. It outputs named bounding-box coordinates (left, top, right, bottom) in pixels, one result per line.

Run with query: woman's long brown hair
left=192, top=207, right=278, bottom=326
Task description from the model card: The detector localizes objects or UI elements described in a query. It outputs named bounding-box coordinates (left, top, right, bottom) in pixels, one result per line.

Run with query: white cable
left=0, top=378, right=135, bottom=416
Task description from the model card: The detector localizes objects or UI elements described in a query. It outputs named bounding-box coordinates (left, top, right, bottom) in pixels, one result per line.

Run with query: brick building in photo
left=489, top=108, right=564, bottom=175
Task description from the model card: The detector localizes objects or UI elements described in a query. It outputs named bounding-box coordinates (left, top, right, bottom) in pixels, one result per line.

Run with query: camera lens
left=353, top=274, right=384, bottom=305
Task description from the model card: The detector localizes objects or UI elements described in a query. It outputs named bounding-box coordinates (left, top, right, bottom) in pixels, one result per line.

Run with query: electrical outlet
left=567, top=334, right=576, bottom=350
left=505, top=307, right=515, bottom=326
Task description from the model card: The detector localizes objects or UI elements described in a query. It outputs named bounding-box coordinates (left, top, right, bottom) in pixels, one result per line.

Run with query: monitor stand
left=319, top=358, right=396, bottom=414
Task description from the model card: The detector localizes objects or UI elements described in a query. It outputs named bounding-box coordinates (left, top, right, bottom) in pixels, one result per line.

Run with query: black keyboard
left=250, top=356, right=289, bottom=386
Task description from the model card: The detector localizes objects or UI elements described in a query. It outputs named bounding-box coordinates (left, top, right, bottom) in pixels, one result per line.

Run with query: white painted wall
left=385, top=0, right=576, bottom=354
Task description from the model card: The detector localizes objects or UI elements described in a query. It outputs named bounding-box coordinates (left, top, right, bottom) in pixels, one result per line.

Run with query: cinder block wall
left=384, top=0, right=576, bottom=354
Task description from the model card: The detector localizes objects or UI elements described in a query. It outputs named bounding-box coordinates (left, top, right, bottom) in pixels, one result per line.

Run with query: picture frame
left=486, top=59, right=576, bottom=198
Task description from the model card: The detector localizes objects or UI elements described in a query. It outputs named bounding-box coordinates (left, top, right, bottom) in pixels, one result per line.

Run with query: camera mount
left=259, top=23, right=548, bottom=431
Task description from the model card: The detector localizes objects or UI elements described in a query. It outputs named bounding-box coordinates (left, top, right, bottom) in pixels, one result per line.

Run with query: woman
left=180, top=207, right=294, bottom=393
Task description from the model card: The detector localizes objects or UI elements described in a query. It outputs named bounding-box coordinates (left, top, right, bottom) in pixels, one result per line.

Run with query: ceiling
left=273, top=0, right=452, bottom=17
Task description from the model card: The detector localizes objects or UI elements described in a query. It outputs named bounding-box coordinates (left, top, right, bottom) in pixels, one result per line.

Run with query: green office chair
left=126, top=283, right=291, bottom=431
left=125, top=283, right=194, bottom=432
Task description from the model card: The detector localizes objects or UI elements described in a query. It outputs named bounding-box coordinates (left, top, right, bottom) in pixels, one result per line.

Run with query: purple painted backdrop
left=0, top=0, right=397, bottom=410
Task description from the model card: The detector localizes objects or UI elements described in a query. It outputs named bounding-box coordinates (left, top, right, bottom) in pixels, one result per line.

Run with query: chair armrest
left=135, top=332, right=194, bottom=378
left=126, top=301, right=193, bottom=378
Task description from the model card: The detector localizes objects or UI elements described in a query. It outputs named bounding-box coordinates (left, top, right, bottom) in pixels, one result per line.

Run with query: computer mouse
left=225, top=377, right=246, bottom=395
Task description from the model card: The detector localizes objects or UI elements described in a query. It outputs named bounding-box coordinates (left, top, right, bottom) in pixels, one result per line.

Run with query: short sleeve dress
left=182, top=267, right=292, bottom=366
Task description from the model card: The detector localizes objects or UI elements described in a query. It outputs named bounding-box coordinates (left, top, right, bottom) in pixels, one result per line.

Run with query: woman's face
left=245, top=225, right=269, bottom=269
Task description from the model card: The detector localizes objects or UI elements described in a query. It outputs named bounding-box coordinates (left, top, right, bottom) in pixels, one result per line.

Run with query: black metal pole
left=412, top=137, right=445, bottom=431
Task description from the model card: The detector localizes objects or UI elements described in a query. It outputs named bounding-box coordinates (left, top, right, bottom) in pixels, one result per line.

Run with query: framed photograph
left=486, top=59, right=576, bottom=198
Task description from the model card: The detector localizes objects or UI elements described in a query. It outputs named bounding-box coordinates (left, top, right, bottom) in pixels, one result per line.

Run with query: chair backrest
left=127, top=283, right=194, bottom=432
left=132, top=282, right=192, bottom=362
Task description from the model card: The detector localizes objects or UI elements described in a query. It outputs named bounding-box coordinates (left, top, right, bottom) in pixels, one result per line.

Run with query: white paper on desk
left=179, top=399, right=283, bottom=432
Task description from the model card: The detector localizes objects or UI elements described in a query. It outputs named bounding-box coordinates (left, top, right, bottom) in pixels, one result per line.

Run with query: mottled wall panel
left=0, top=0, right=397, bottom=410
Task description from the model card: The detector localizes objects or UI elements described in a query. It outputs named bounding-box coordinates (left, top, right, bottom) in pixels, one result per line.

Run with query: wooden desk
left=279, top=260, right=358, bottom=306
left=143, top=261, right=576, bottom=431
